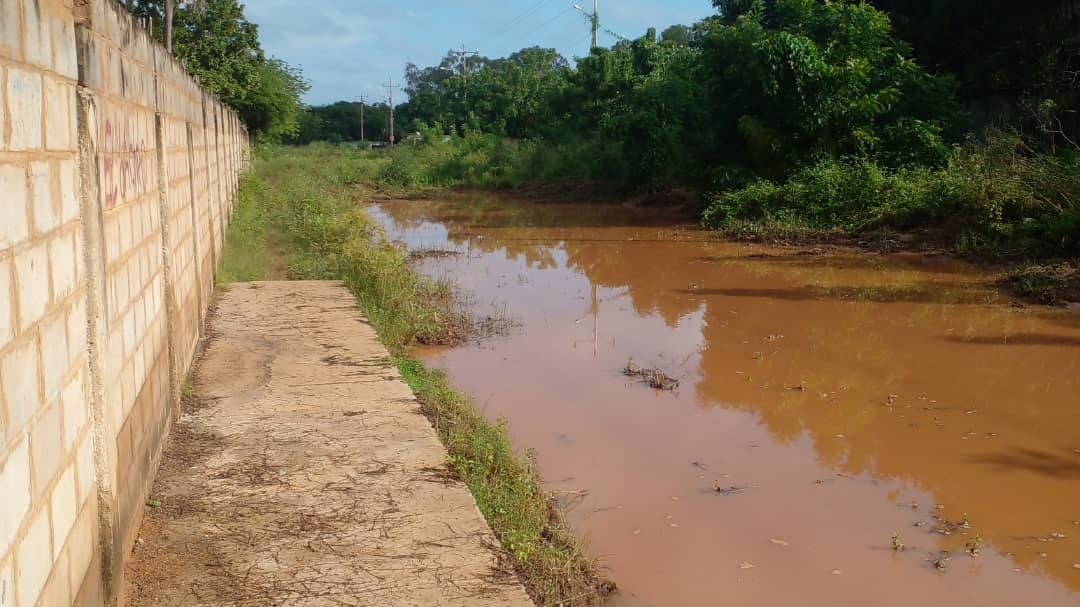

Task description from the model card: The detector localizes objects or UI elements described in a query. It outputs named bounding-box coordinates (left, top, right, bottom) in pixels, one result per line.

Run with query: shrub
left=703, top=134, right=1080, bottom=255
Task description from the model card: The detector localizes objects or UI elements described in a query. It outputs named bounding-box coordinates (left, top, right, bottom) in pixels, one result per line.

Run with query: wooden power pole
left=358, top=95, right=367, bottom=142
left=452, top=45, right=480, bottom=102
left=383, top=79, right=401, bottom=145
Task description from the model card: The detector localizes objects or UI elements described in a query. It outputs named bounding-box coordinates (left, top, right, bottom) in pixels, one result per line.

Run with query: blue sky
left=242, top=0, right=718, bottom=105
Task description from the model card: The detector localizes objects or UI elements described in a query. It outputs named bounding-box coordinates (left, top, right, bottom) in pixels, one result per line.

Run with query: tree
left=660, top=24, right=693, bottom=46
left=128, top=0, right=204, bottom=52
left=698, top=0, right=957, bottom=176
left=131, top=0, right=308, bottom=142
left=292, top=101, right=390, bottom=144
left=170, top=0, right=263, bottom=108
left=244, top=59, right=309, bottom=142
left=870, top=0, right=1080, bottom=148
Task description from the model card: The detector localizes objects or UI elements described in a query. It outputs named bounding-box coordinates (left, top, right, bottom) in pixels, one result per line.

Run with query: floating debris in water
left=623, top=359, right=680, bottom=391
left=406, top=246, right=462, bottom=262
left=714, top=483, right=750, bottom=495
left=830, top=569, right=843, bottom=575
left=740, top=562, right=756, bottom=570
left=770, top=538, right=790, bottom=547
left=765, top=333, right=785, bottom=342
left=932, top=512, right=971, bottom=535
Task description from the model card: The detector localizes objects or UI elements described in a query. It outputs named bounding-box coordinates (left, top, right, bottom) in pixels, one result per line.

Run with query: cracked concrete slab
left=124, top=281, right=533, bottom=606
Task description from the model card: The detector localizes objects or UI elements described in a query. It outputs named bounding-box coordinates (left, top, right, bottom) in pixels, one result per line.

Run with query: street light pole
left=592, top=0, right=598, bottom=49
left=574, top=2, right=600, bottom=50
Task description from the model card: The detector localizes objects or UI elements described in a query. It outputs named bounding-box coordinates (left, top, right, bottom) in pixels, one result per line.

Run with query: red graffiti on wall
left=102, top=119, right=147, bottom=208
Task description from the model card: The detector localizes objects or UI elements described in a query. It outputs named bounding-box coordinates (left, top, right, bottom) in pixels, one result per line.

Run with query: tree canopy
left=295, top=0, right=1079, bottom=190
left=130, top=0, right=308, bottom=142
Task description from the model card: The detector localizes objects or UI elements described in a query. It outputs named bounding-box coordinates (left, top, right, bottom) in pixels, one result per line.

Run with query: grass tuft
left=998, top=262, right=1080, bottom=305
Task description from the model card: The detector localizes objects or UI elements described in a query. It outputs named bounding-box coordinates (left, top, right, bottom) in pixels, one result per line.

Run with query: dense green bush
left=699, top=0, right=959, bottom=177
left=703, top=135, right=1080, bottom=254
left=356, top=133, right=627, bottom=190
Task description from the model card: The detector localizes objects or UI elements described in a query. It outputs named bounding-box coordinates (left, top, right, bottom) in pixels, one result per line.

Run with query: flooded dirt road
left=369, top=193, right=1080, bottom=607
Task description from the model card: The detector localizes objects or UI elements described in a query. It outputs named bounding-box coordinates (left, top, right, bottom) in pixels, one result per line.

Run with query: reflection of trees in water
left=380, top=196, right=1080, bottom=590
left=381, top=199, right=705, bottom=326
left=689, top=269, right=1080, bottom=589
left=563, top=240, right=705, bottom=327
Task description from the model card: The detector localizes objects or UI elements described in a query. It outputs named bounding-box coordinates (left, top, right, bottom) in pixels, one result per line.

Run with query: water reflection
left=370, top=194, right=1080, bottom=607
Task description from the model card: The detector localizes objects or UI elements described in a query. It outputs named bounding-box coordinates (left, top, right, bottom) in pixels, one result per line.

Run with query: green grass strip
left=219, top=145, right=612, bottom=606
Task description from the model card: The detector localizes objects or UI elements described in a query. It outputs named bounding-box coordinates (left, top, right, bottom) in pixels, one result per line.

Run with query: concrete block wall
left=0, top=2, right=99, bottom=607
left=0, top=1, right=248, bottom=606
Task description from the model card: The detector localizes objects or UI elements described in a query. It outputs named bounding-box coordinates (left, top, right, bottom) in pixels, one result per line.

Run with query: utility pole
left=574, top=1, right=600, bottom=49
left=358, top=95, right=367, bottom=143
left=452, top=45, right=480, bottom=102
left=382, top=79, right=401, bottom=145
left=592, top=0, right=599, bottom=50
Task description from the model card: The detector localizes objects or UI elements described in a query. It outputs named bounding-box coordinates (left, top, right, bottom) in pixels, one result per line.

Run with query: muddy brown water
left=369, top=193, right=1080, bottom=607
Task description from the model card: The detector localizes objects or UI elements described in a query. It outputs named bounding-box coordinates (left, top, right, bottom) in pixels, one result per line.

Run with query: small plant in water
left=933, top=551, right=951, bottom=571
left=622, top=359, right=680, bottom=391
left=966, top=533, right=984, bottom=557
left=891, top=532, right=905, bottom=551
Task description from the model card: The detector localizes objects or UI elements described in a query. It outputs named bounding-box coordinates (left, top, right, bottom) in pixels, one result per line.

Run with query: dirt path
left=124, top=281, right=533, bottom=606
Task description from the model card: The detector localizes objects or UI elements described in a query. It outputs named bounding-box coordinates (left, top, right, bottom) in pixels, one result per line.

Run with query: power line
left=503, top=0, right=557, bottom=30
left=486, top=0, right=560, bottom=48
left=518, top=6, right=574, bottom=41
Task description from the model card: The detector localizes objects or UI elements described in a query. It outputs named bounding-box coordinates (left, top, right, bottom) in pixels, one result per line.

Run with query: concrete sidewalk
left=124, top=281, right=533, bottom=606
